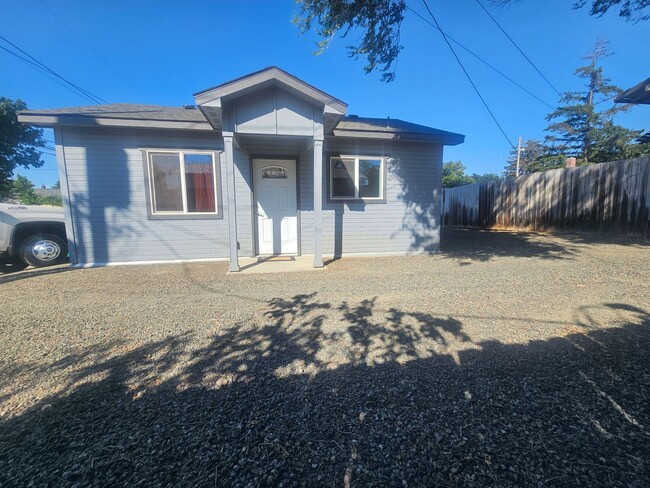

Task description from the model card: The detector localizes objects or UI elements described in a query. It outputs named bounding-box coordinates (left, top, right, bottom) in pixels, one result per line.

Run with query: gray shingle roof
left=22, top=103, right=207, bottom=123
left=19, top=104, right=464, bottom=143
left=337, top=116, right=460, bottom=137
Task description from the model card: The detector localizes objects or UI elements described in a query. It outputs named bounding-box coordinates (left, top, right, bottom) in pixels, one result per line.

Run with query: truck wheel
left=20, top=233, right=68, bottom=267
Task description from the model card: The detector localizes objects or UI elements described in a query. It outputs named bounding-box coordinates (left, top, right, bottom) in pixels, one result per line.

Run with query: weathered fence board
left=442, top=157, right=650, bottom=237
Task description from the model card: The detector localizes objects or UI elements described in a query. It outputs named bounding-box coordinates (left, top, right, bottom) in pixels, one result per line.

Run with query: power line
left=0, top=44, right=102, bottom=106
left=0, top=33, right=108, bottom=104
left=474, top=0, right=563, bottom=98
left=406, top=5, right=554, bottom=110
left=420, top=0, right=516, bottom=150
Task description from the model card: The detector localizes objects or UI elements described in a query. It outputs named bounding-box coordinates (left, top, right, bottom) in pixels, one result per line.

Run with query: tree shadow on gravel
left=440, top=228, right=580, bottom=264
left=1, top=297, right=648, bottom=487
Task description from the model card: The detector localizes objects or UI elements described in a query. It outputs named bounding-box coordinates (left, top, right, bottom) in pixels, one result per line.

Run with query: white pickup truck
left=0, top=204, right=68, bottom=267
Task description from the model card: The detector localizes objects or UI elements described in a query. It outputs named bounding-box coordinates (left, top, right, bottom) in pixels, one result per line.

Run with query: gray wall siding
left=231, top=87, right=318, bottom=136
left=60, top=126, right=442, bottom=264
left=300, top=139, right=443, bottom=256
left=60, top=126, right=233, bottom=264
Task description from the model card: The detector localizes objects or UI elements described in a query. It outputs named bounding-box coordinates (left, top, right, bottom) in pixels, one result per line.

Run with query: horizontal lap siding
left=300, top=139, right=442, bottom=256
left=60, top=127, right=233, bottom=264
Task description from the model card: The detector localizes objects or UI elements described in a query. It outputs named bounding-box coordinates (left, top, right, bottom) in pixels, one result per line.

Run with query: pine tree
left=544, top=40, right=647, bottom=164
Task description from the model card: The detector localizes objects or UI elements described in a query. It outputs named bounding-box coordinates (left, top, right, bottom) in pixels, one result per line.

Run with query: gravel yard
left=1, top=228, right=649, bottom=487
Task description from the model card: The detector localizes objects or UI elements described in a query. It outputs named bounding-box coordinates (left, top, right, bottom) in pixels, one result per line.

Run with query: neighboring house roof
left=34, top=188, right=62, bottom=198
left=615, top=77, right=650, bottom=104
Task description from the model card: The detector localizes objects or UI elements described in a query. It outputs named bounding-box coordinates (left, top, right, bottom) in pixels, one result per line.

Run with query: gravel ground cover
left=0, top=228, right=649, bottom=487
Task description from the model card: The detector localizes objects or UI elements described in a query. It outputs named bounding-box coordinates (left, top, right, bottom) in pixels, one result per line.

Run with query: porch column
left=313, top=138, right=324, bottom=268
left=223, top=132, right=240, bottom=272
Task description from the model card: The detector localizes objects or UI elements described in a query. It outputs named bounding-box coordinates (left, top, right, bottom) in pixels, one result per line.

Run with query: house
left=18, top=67, right=464, bottom=271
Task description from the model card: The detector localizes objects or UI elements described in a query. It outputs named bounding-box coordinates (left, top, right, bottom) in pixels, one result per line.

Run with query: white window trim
left=329, top=155, right=384, bottom=201
left=146, top=149, right=219, bottom=216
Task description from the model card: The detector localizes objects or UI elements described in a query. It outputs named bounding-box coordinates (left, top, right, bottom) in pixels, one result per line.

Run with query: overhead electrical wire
left=0, top=44, right=101, bottom=105
left=0, top=34, right=108, bottom=105
left=474, top=0, right=563, bottom=98
left=420, top=0, right=517, bottom=150
left=406, top=6, right=554, bottom=110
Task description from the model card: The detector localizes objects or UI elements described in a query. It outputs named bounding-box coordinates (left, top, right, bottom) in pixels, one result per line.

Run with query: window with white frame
left=146, top=150, right=219, bottom=216
left=330, top=156, right=384, bottom=200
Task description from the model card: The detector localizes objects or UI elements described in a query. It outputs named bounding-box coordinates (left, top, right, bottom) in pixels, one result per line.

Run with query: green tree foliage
left=471, top=172, right=502, bottom=184
left=495, top=0, right=649, bottom=21
left=441, top=161, right=472, bottom=188
left=1, top=174, right=63, bottom=206
left=10, top=174, right=39, bottom=204
left=0, top=97, right=45, bottom=195
left=443, top=162, right=503, bottom=187
left=574, top=0, right=649, bottom=21
left=293, top=0, right=406, bottom=82
left=544, top=41, right=649, bottom=164
left=503, top=139, right=565, bottom=177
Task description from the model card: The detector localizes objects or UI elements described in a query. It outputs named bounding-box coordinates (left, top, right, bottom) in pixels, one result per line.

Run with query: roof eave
left=614, top=77, right=650, bottom=104
left=17, top=113, right=214, bottom=131
left=331, top=129, right=465, bottom=145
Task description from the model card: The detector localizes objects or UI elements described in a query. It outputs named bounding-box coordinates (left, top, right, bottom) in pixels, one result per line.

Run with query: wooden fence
left=442, top=157, right=650, bottom=237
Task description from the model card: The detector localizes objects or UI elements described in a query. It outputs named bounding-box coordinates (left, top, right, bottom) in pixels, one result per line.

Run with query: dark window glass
left=359, top=159, right=382, bottom=198
left=150, top=153, right=183, bottom=212
left=331, top=158, right=356, bottom=198
left=262, top=167, right=288, bottom=179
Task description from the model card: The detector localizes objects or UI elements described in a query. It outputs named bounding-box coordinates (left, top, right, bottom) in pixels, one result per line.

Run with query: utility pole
left=515, top=136, right=522, bottom=177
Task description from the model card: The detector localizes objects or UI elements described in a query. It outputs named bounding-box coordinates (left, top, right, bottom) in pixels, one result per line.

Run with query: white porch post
left=313, top=138, right=324, bottom=268
left=223, top=132, right=240, bottom=272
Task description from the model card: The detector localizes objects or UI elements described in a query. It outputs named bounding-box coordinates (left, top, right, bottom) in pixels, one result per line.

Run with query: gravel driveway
left=1, top=228, right=649, bottom=487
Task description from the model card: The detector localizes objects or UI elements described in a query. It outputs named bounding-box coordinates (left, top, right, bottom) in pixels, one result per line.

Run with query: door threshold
left=256, top=255, right=298, bottom=262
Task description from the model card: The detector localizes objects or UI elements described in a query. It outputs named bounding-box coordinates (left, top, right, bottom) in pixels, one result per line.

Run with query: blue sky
left=2, top=0, right=648, bottom=187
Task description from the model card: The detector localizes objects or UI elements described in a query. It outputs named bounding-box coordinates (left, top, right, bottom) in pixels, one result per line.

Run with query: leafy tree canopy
left=293, top=0, right=406, bottom=81
left=503, top=139, right=565, bottom=177
left=496, top=0, right=649, bottom=21
left=443, top=161, right=502, bottom=188
left=0, top=97, right=45, bottom=195
left=1, top=174, right=62, bottom=206
left=294, top=1, right=647, bottom=83
left=443, top=161, right=475, bottom=188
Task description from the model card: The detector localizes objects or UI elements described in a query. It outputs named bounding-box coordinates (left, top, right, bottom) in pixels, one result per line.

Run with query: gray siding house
left=18, top=67, right=464, bottom=271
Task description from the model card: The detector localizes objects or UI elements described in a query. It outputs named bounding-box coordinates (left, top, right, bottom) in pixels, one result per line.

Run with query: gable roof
left=17, top=104, right=464, bottom=143
left=17, top=68, right=463, bottom=144
left=194, top=66, right=347, bottom=114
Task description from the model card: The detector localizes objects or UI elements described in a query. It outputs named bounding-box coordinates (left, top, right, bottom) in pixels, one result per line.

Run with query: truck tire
left=20, top=233, right=68, bottom=267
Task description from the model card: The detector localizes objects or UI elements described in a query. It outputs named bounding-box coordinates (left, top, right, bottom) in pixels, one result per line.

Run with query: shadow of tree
left=440, top=227, right=580, bottom=263
left=1, top=298, right=648, bottom=487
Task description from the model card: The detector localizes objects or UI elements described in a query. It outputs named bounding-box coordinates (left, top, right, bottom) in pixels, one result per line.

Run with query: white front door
left=253, top=159, right=298, bottom=255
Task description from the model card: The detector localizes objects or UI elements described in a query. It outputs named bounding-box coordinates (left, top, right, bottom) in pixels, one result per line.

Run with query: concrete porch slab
left=234, top=255, right=328, bottom=274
